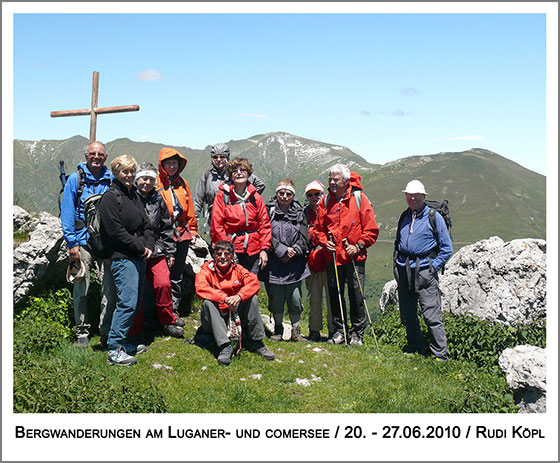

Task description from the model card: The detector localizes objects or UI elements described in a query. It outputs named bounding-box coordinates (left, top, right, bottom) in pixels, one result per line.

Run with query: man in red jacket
left=314, top=164, right=379, bottom=346
left=195, top=240, right=275, bottom=365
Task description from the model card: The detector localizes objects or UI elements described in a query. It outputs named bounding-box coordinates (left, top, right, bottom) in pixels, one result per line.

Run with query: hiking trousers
left=396, top=265, right=448, bottom=360
left=170, top=240, right=190, bottom=311
left=265, top=281, right=304, bottom=328
left=73, top=246, right=117, bottom=338
left=326, top=260, right=367, bottom=339
left=305, top=271, right=334, bottom=333
left=201, top=295, right=265, bottom=347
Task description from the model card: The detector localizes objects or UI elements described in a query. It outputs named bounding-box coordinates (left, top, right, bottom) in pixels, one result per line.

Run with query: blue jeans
left=108, top=258, right=146, bottom=351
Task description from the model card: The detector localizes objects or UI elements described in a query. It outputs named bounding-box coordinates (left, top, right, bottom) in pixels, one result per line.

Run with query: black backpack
left=58, top=164, right=86, bottom=215
left=83, top=192, right=122, bottom=259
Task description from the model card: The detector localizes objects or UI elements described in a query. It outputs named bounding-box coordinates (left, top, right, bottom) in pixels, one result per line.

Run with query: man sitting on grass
left=194, top=240, right=275, bottom=365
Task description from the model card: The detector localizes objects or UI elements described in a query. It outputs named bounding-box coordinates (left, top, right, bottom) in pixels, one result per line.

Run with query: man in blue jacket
left=394, top=180, right=452, bottom=361
left=60, top=141, right=117, bottom=347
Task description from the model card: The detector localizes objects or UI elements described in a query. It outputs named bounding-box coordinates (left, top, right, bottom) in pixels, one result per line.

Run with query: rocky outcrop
left=13, top=207, right=212, bottom=306
left=499, top=345, right=546, bottom=413
left=13, top=210, right=68, bottom=304
left=440, top=237, right=546, bottom=326
left=379, top=237, right=546, bottom=328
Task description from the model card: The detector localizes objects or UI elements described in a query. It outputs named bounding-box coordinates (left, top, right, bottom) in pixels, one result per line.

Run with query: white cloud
left=137, top=69, right=163, bottom=82
left=360, top=110, right=371, bottom=116
left=439, top=135, right=484, bottom=141
left=140, top=134, right=150, bottom=140
left=381, top=110, right=414, bottom=117
left=237, top=113, right=268, bottom=119
left=401, top=88, right=422, bottom=97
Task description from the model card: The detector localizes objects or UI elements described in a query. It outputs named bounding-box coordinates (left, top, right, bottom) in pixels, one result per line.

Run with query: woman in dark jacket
left=262, top=179, right=310, bottom=342
left=133, top=162, right=184, bottom=339
left=100, top=155, right=154, bottom=366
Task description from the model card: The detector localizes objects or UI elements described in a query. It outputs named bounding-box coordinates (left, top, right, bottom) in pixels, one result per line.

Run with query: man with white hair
left=314, top=164, right=379, bottom=346
left=394, top=179, right=453, bottom=361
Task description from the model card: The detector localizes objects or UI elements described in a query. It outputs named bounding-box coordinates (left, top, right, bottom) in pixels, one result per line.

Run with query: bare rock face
left=13, top=206, right=212, bottom=308
left=499, top=345, right=546, bottom=413
left=440, top=237, right=546, bottom=326
left=379, top=237, right=546, bottom=328
left=13, top=209, right=68, bottom=305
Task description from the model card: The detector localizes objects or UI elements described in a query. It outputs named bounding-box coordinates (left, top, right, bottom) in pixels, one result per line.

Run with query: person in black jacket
left=134, top=162, right=184, bottom=339
left=99, top=155, right=155, bottom=366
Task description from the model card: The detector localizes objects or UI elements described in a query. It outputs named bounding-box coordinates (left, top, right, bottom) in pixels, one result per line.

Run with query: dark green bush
left=374, top=306, right=546, bottom=372
left=15, top=289, right=74, bottom=331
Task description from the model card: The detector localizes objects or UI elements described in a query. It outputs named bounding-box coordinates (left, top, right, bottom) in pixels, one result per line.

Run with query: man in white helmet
left=394, top=180, right=452, bottom=361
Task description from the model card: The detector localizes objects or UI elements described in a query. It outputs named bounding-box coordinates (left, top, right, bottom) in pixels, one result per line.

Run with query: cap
left=66, top=259, right=87, bottom=283
left=305, top=180, right=325, bottom=194
left=402, top=180, right=428, bottom=195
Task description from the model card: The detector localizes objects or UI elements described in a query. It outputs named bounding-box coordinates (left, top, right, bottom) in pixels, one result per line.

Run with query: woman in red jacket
left=210, top=157, right=271, bottom=275
left=195, top=240, right=275, bottom=365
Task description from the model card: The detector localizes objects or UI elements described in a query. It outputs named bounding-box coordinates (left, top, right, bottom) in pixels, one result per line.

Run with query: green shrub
left=374, top=306, right=546, bottom=372
left=15, top=289, right=74, bottom=330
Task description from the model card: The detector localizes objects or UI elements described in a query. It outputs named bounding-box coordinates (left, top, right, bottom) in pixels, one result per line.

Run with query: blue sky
left=6, top=4, right=556, bottom=174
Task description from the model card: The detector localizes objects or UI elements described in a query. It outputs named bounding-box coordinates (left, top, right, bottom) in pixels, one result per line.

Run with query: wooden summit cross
left=50, top=71, right=139, bottom=142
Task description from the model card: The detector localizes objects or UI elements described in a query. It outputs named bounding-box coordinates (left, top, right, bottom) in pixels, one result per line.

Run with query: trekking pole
left=343, top=238, right=379, bottom=349
left=328, top=231, right=348, bottom=346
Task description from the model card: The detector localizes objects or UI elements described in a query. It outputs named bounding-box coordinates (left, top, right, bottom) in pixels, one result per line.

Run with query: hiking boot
left=217, top=343, right=234, bottom=365
left=248, top=340, right=275, bottom=360
left=174, top=317, right=186, bottom=327
left=349, top=334, right=363, bottom=346
left=290, top=324, right=306, bottom=342
left=99, top=334, right=108, bottom=349
left=327, top=332, right=345, bottom=345
left=127, top=344, right=147, bottom=355
left=307, top=330, right=321, bottom=342
left=162, top=324, right=184, bottom=338
left=76, top=336, right=89, bottom=348
left=107, top=346, right=137, bottom=366
left=270, top=325, right=283, bottom=342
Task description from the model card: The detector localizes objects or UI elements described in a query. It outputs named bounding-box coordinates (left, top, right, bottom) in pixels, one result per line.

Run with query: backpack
left=394, top=199, right=452, bottom=275
left=82, top=191, right=122, bottom=259
left=58, top=165, right=86, bottom=215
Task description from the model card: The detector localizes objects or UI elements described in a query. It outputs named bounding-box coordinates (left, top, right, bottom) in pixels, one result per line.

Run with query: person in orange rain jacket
left=210, top=157, right=271, bottom=275
left=158, top=147, right=198, bottom=315
left=195, top=240, right=275, bottom=365
left=314, top=164, right=379, bottom=346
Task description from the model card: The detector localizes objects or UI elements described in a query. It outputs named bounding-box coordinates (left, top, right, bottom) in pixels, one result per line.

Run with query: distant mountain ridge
left=13, top=132, right=545, bottom=244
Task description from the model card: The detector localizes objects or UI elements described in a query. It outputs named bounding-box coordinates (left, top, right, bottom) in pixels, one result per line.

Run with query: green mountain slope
left=13, top=134, right=545, bottom=246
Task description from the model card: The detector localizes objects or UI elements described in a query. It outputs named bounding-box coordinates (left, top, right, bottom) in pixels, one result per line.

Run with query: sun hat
left=402, top=180, right=428, bottom=195
left=66, top=259, right=87, bottom=283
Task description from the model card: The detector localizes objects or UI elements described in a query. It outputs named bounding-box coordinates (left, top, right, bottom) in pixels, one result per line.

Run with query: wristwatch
left=356, top=242, right=365, bottom=251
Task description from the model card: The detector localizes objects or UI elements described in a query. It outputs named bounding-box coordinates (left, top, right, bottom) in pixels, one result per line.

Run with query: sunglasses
left=87, top=152, right=106, bottom=157
left=232, top=168, right=248, bottom=174
left=306, top=192, right=321, bottom=198
left=277, top=191, right=294, bottom=198
left=212, top=155, right=227, bottom=160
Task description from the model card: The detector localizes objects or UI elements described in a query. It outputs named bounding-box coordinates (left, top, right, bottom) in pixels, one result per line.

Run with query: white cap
left=66, top=259, right=87, bottom=283
left=304, top=180, right=325, bottom=194
left=402, top=180, right=428, bottom=195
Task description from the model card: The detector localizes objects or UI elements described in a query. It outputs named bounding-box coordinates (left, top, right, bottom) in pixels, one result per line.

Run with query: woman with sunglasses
left=261, top=179, right=310, bottom=342
left=194, top=143, right=266, bottom=231
left=210, top=157, right=271, bottom=275
left=303, top=181, right=334, bottom=342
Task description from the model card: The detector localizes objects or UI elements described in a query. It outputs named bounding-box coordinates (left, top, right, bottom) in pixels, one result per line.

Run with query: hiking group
left=60, top=141, right=453, bottom=366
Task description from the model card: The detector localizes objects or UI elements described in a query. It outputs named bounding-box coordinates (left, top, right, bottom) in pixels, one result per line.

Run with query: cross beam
left=50, top=71, right=139, bottom=142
